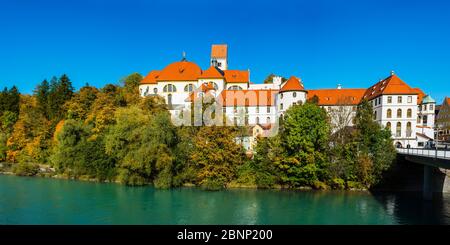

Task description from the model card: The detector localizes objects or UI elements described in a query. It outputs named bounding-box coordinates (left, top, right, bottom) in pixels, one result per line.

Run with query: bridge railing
left=397, top=148, right=450, bottom=160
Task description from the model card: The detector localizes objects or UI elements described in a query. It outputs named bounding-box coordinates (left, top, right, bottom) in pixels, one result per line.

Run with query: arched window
left=397, top=109, right=402, bottom=118
left=293, top=92, right=297, bottom=98
left=407, top=109, right=412, bottom=118
left=280, top=103, right=283, bottom=110
left=387, top=109, right=392, bottom=118
left=256, top=106, right=259, bottom=113
left=396, top=122, right=401, bottom=137
left=167, top=94, right=172, bottom=105
left=229, top=85, right=242, bottom=90
left=153, top=87, right=158, bottom=94
left=267, top=117, right=271, bottom=123
left=163, top=84, right=176, bottom=93
left=406, top=122, right=412, bottom=137
left=386, top=122, right=391, bottom=130
left=208, top=82, right=219, bottom=90
left=256, top=117, right=260, bottom=124
left=423, top=115, right=428, bottom=126
left=184, top=84, right=194, bottom=92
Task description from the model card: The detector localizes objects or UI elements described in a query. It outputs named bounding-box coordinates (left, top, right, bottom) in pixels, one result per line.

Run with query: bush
left=312, top=180, right=328, bottom=190
left=12, top=162, right=39, bottom=176
left=201, top=178, right=225, bottom=191
left=330, top=178, right=345, bottom=190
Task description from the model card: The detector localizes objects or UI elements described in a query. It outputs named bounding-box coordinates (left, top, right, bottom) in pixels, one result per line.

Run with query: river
left=0, top=174, right=449, bottom=224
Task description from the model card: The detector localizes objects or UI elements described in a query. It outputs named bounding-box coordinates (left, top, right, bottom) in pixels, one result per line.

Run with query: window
left=397, top=109, right=402, bottom=118
left=375, top=99, right=378, bottom=106
left=233, top=117, right=238, bottom=125
left=256, top=107, right=259, bottom=113
left=418, top=142, right=424, bottom=147
left=388, top=96, right=392, bottom=103
left=398, top=96, right=402, bottom=103
left=423, top=104, right=427, bottom=111
left=280, top=103, right=283, bottom=110
left=167, top=94, right=172, bottom=105
left=423, top=115, right=428, bottom=126
left=407, top=109, right=412, bottom=118
left=208, top=82, right=219, bottom=90
left=386, top=122, right=391, bottom=130
left=163, top=84, right=176, bottom=93
left=184, top=84, right=194, bottom=92
left=396, top=122, right=401, bottom=137
left=267, top=106, right=270, bottom=113
left=222, top=108, right=226, bottom=114
left=417, top=116, right=421, bottom=123
left=280, top=94, right=283, bottom=99
left=245, top=116, right=249, bottom=125
left=229, top=85, right=242, bottom=90
left=379, top=97, right=382, bottom=105
left=256, top=117, right=260, bottom=124
left=406, top=122, right=412, bottom=137
left=234, top=105, right=237, bottom=113
left=407, top=96, right=412, bottom=103
left=373, top=111, right=377, bottom=120
left=153, top=88, right=158, bottom=94
left=387, top=109, right=392, bottom=118
left=266, top=117, right=271, bottom=123
left=293, top=92, right=297, bottom=98
left=430, top=104, right=434, bottom=110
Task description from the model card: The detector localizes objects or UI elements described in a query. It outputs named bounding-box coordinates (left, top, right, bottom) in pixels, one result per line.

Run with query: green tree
left=104, top=106, right=177, bottom=187
left=190, top=126, right=246, bottom=190
left=263, top=74, right=287, bottom=84
left=121, top=73, right=143, bottom=93
left=34, top=79, right=50, bottom=119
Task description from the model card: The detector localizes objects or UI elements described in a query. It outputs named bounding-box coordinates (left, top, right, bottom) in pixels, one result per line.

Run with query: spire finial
left=390, top=70, right=395, bottom=76
left=181, top=51, right=186, bottom=61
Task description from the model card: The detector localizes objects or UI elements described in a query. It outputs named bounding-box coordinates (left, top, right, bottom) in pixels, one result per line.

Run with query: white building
left=139, top=44, right=435, bottom=149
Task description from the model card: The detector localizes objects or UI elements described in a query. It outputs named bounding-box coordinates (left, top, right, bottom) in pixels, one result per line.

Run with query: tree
left=121, top=73, right=143, bottom=93
left=104, top=106, right=177, bottom=187
left=50, top=119, right=116, bottom=181
left=190, top=126, right=246, bottom=190
left=34, top=80, right=50, bottom=119
left=353, top=99, right=396, bottom=187
left=47, top=74, right=74, bottom=121
left=65, top=85, right=99, bottom=120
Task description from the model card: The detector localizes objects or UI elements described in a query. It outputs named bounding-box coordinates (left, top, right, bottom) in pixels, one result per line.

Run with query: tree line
left=0, top=73, right=397, bottom=190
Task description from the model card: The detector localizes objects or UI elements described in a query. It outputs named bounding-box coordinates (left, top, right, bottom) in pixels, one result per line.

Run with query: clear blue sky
left=1, top=0, right=449, bottom=103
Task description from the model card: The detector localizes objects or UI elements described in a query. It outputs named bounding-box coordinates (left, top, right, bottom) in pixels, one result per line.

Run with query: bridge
left=397, top=148, right=450, bottom=200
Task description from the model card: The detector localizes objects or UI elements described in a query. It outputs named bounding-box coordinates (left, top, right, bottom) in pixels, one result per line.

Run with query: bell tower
left=210, top=44, right=228, bottom=70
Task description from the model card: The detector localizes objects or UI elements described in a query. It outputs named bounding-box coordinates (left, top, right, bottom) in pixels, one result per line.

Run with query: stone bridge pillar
left=423, top=165, right=433, bottom=200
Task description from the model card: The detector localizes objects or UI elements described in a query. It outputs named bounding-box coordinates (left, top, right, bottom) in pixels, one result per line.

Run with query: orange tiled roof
left=218, top=89, right=278, bottom=106
left=223, top=70, right=249, bottom=83
left=211, top=44, right=227, bottom=58
left=156, top=61, right=202, bottom=81
left=198, top=66, right=224, bottom=79
left=363, top=74, right=418, bottom=101
left=446, top=97, right=450, bottom=105
left=141, top=71, right=160, bottom=84
left=412, top=88, right=425, bottom=104
left=280, top=76, right=304, bottom=92
left=307, top=88, right=366, bottom=105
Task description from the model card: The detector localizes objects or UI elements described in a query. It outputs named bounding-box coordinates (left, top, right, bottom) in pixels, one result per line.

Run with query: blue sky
left=1, top=0, right=449, bottom=103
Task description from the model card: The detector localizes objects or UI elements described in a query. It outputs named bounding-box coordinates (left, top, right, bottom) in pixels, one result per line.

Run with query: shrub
left=12, top=162, right=39, bottom=176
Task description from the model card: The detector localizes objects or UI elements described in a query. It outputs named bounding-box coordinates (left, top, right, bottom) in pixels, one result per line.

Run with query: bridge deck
left=397, top=148, right=450, bottom=160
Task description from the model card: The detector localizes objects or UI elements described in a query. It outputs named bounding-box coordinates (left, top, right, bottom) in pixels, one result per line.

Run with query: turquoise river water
left=0, top=174, right=449, bottom=224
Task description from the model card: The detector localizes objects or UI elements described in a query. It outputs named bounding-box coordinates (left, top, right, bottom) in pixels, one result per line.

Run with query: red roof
left=280, top=76, right=304, bottom=92
left=218, top=90, right=278, bottom=106
left=156, top=61, right=202, bottom=81
left=198, top=66, right=224, bottom=79
left=446, top=97, right=450, bottom=105
left=141, top=71, right=160, bottom=84
left=307, top=89, right=366, bottom=105
left=211, top=44, right=227, bottom=58
left=363, top=74, right=418, bottom=100
left=223, top=70, right=249, bottom=83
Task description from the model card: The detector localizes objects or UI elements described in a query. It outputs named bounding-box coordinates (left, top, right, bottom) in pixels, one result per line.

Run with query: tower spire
left=181, top=51, right=186, bottom=61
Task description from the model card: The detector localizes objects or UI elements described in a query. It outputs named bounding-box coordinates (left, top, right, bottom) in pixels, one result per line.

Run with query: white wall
left=277, top=91, right=307, bottom=115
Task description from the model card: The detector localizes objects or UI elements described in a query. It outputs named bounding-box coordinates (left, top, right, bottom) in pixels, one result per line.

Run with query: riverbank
left=0, top=161, right=369, bottom=192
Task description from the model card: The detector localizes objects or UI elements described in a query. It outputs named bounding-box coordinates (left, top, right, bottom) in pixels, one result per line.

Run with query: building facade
left=436, top=97, right=450, bottom=143
left=139, top=44, right=436, bottom=149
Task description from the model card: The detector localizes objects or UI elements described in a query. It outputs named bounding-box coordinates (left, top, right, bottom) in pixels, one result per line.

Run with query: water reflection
left=0, top=175, right=449, bottom=224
